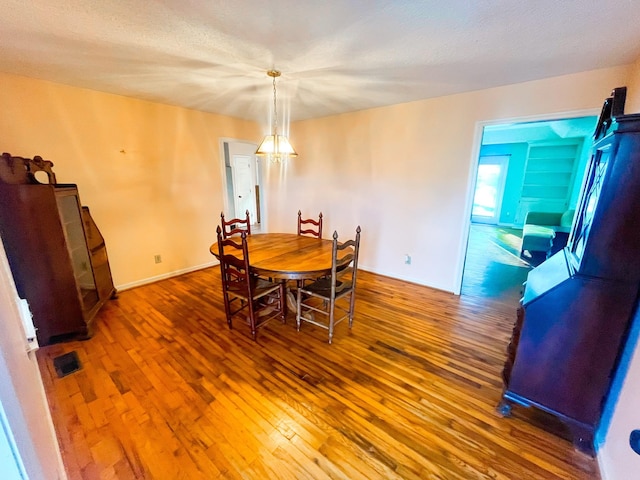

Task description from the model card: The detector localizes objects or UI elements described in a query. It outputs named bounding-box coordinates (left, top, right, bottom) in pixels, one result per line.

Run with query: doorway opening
left=460, top=114, right=598, bottom=304
left=220, top=140, right=265, bottom=231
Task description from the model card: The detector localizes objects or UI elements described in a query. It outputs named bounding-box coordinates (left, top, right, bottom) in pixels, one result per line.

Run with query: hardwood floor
left=37, top=268, right=599, bottom=479
left=461, top=223, right=532, bottom=305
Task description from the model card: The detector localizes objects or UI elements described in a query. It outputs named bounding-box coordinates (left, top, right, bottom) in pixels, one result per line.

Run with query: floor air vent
left=53, top=351, right=81, bottom=378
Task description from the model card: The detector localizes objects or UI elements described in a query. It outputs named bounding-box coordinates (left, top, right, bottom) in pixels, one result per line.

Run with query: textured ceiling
left=1, top=0, right=640, bottom=123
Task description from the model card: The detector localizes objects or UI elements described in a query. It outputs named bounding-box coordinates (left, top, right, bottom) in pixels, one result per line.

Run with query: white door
left=0, top=238, right=67, bottom=479
left=471, top=155, right=509, bottom=224
left=231, top=154, right=256, bottom=223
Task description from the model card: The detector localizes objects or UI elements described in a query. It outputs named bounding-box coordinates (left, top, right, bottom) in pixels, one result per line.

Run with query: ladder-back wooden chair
left=220, top=210, right=251, bottom=238
left=297, top=210, right=323, bottom=238
left=216, top=226, right=285, bottom=340
left=296, top=226, right=361, bottom=344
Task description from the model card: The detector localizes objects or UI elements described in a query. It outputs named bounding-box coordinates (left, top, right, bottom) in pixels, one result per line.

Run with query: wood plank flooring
left=37, top=268, right=599, bottom=479
left=461, top=224, right=531, bottom=306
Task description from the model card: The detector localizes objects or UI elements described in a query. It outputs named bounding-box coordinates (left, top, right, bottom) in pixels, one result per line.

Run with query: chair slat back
left=217, top=226, right=252, bottom=297
left=221, top=210, right=251, bottom=238
left=298, top=210, right=323, bottom=238
left=332, top=226, right=361, bottom=288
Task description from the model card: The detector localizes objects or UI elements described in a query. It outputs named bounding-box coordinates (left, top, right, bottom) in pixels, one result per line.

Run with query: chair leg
left=279, top=281, right=287, bottom=323
left=247, top=300, right=257, bottom=341
left=250, top=317, right=258, bottom=340
left=328, top=298, right=335, bottom=344
left=223, top=294, right=233, bottom=329
left=296, top=287, right=302, bottom=331
left=348, top=291, right=356, bottom=328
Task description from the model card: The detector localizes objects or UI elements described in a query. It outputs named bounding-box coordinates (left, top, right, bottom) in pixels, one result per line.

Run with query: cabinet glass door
left=55, top=192, right=99, bottom=311
left=568, top=146, right=610, bottom=270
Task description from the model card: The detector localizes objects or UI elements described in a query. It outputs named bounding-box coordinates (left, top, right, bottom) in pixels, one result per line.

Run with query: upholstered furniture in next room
left=520, top=210, right=575, bottom=257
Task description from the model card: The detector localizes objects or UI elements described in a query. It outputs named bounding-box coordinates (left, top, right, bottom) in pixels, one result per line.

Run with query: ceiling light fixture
left=256, top=69, right=297, bottom=160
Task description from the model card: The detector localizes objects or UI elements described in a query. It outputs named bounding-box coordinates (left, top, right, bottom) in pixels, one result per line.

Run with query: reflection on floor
left=461, top=223, right=532, bottom=306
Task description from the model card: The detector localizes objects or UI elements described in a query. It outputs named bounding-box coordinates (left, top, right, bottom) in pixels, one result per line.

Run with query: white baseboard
left=359, top=264, right=455, bottom=294
left=115, top=260, right=219, bottom=292
left=114, top=261, right=451, bottom=297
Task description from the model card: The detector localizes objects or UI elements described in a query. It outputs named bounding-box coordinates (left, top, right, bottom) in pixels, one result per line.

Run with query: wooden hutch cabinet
left=500, top=87, right=640, bottom=454
left=0, top=152, right=115, bottom=345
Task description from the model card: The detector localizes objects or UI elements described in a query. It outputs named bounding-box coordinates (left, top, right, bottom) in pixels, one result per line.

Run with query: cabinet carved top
left=0, top=152, right=57, bottom=185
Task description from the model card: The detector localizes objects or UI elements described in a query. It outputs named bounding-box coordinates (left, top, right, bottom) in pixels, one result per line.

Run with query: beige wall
left=625, top=57, right=640, bottom=113
left=275, top=65, right=631, bottom=292
left=0, top=73, right=260, bottom=287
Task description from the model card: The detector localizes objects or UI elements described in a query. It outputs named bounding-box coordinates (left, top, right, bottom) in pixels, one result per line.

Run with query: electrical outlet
left=404, top=254, right=411, bottom=265
left=154, top=254, right=162, bottom=264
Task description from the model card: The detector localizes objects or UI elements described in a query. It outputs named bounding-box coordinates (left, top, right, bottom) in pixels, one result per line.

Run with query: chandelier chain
left=272, top=74, right=278, bottom=137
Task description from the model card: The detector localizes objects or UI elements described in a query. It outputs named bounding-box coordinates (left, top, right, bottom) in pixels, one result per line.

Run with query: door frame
left=453, top=108, right=600, bottom=295
left=231, top=153, right=257, bottom=224
left=218, top=138, right=266, bottom=231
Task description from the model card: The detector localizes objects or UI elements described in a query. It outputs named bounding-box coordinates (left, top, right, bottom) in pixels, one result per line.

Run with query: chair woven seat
left=226, top=277, right=280, bottom=300
left=304, top=277, right=351, bottom=295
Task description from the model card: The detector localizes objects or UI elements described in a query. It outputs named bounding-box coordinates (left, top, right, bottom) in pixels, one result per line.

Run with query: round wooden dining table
left=209, top=232, right=346, bottom=281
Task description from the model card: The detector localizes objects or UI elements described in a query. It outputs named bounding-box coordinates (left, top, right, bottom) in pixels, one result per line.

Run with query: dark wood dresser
left=0, top=152, right=116, bottom=345
left=500, top=87, right=640, bottom=455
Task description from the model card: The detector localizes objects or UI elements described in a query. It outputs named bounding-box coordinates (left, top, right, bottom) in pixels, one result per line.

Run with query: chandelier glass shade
left=256, top=70, right=297, bottom=159
left=255, top=134, right=297, bottom=156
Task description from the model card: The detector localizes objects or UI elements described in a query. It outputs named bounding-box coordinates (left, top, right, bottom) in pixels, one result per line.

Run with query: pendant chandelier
left=256, top=69, right=297, bottom=159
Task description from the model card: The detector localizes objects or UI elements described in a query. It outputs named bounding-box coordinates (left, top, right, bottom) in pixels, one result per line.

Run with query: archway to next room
left=460, top=115, right=597, bottom=306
